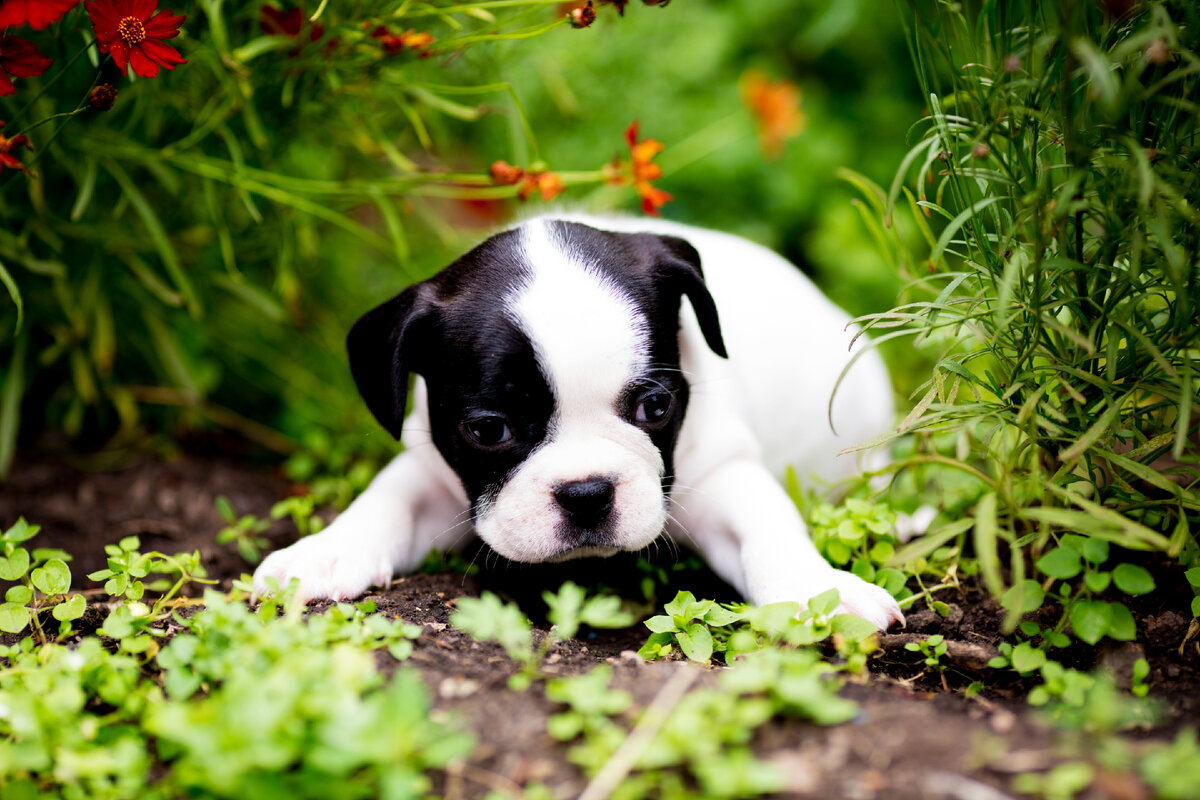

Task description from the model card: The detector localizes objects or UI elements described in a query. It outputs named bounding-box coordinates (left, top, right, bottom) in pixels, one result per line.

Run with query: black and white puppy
left=253, top=214, right=904, bottom=629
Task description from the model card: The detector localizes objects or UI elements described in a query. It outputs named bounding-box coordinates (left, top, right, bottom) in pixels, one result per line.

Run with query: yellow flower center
left=117, top=16, right=146, bottom=46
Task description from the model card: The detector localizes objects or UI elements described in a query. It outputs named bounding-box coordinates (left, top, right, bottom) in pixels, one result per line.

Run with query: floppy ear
left=654, top=235, right=728, bottom=358
left=346, top=283, right=438, bottom=440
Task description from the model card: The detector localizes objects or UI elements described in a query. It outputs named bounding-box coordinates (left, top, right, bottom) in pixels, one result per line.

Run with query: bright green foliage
left=807, top=496, right=913, bottom=601
left=1140, top=729, right=1200, bottom=800
left=546, top=649, right=856, bottom=800
left=905, top=633, right=949, bottom=672
left=450, top=583, right=634, bottom=687
left=0, top=518, right=86, bottom=639
left=1000, top=534, right=1158, bottom=647
left=543, top=580, right=635, bottom=642
left=0, top=587, right=467, bottom=800
left=640, top=589, right=879, bottom=673
left=215, top=495, right=272, bottom=563
left=847, top=0, right=1200, bottom=614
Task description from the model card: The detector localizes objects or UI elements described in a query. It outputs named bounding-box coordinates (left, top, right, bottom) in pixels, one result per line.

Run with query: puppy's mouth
left=543, top=544, right=621, bottom=562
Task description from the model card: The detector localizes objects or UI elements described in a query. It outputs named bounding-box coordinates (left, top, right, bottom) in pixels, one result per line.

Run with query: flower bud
left=569, top=1, right=596, bottom=28
left=88, top=84, right=118, bottom=112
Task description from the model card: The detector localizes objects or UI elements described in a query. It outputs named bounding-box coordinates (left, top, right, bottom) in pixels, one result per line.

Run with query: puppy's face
left=347, top=220, right=726, bottom=562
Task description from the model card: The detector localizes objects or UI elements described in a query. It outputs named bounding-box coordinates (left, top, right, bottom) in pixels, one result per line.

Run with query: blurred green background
left=0, top=0, right=921, bottom=469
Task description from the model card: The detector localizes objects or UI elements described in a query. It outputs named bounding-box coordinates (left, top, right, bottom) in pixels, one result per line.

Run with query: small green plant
left=905, top=633, right=949, bottom=679
left=0, top=518, right=85, bottom=641
left=215, top=496, right=271, bottom=563
left=998, top=534, right=1156, bottom=647
left=450, top=582, right=634, bottom=689
left=640, top=589, right=881, bottom=673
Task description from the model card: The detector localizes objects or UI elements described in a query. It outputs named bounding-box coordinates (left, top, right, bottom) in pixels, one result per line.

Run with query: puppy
left=253, top=215, right=904, bottom=629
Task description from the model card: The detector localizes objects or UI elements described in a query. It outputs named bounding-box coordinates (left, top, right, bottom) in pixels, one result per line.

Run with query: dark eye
left=634, top=390, right=674, bottom=426
left=462, top=414, right=513, bottom=448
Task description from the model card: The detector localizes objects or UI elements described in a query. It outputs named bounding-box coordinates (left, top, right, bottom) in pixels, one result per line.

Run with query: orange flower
left=370, top=24, right=435, bottom=55
left=610, top=120, right=672, bottom=215
left=489, top=160, right=565, bottom=202
left=0, top=121, right=32, bottom=175
left=740, top=70, right=805, bottom=159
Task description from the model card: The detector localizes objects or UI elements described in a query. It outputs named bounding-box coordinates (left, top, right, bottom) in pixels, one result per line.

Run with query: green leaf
left=644, top=614, right=677, bottom=634
left=675, top=622, right=714, bottom=663
left=1106, top=602, right=1136, bottom=641
left=807, top=588, right=840, bottom=617
left=0, top=547, right=29, bottom=580
left=1069, top=600, right=1111, bottom=645
left=1011, top=642, right=1047, bottom=674
left=1080, top=538, right=1109, bottom=565
left=701, top=604, right=745, bottom=627
left=1037, top=546, right=1082, bottom=580
left=52, top=593, right=86, bottom=621
left=30, top=558, right=71, bottom=595
left=1112, top=563, right=1155, bottom=596
left=1192, top=596, right=1200, bottom=618
left=830, top=613, right=877, bottom=642
left=1001, top=580, right=1045, bottom=615
left=5, top=584, right=31, bottom=604
left=1083, top=571, right=1111, bottom=593
left=1186, top=568, right=1200, bottom=588
left=973, top=492, right=1002, bottom=596
left=0, top=602, right=30, bottom=633
left=3, top=517, right=39, bottom=543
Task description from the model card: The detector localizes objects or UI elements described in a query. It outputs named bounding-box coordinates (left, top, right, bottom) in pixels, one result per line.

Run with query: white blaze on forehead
left=508, top=221, right=649, bottom=420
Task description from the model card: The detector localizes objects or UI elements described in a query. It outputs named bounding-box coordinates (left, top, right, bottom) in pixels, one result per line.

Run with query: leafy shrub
left=847, top=0, right=1199, bottom=611
left=0, top=0, right=675, bottom=468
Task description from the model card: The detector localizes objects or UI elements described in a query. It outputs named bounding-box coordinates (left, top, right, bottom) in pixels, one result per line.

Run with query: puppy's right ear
left=346, top=283, right=438, bottom=440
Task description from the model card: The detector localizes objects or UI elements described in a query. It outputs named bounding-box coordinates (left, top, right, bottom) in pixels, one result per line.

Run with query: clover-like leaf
left=31, top=558, right=71, bottom=595
left=1037, top=546, right=1082, bottom=579
left=1069, top=599, right=1111, bottom=645
left=0, top=547, right=30, bottom=580
left=675, top=621, right=714, bottom=662
left=0, top=602, right=30, bottom=633
left=1112, top=563, right=1155, bottom=596
left=52, top=593, right=86, bottom=621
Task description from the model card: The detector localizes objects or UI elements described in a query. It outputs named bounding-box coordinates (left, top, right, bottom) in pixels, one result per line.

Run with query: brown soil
left=3, top=454, right=1198, bottom=800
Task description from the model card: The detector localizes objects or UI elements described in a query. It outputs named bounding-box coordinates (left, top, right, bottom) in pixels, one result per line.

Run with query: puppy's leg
left=674, top=459, right=904, bottom=629
left=252, top=447, right=469, bottom=602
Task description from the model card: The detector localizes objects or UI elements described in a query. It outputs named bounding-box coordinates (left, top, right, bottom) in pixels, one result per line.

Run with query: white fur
left=254, top=215, right=904, bottom=629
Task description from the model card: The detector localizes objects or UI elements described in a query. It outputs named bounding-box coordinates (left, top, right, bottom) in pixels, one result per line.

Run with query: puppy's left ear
left=654, top=235, right=728, bottom=358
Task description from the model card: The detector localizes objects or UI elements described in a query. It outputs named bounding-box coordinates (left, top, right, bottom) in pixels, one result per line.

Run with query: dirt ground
left=3, top=454, right=1199, bottom=800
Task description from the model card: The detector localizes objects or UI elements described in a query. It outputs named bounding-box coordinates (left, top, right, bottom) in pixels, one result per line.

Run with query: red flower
left=0, top=0, right=81, bottom=30
left=0, top=121, right=32, bottom=175
left=606, top=121, right=672, bottom=215
left=0, top=36, right=52, bottom=96
left=85, top=0, right=186, bottom=79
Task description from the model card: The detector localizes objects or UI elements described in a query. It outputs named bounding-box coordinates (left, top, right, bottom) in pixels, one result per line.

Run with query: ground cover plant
left=1, top=0, right=1200, bottom=799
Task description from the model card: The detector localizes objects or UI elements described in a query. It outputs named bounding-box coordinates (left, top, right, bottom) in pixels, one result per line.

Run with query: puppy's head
left=347, top=219, right=726, bottom=562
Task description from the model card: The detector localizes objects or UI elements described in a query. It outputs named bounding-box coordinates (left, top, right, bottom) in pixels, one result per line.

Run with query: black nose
left=553, top=478, right=615, bottom=528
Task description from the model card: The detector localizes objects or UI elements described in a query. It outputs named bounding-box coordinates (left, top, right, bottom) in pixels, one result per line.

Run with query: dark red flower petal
left=0, top=36, right=54, bottom=78
left=140, top=37, right=184, bottom=68
left=0, top=0, right=81, bottom=30
left=0, top=72, right=15, bottom=97
left=108, top=39, right=130, bottom=71
left=128, top=45, right=159, bottom=78
left=143, top=8, right=185, bottom=38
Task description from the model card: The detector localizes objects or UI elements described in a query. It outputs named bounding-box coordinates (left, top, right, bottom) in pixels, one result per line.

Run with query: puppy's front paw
left=818, top=569, right=905, bottom=630
left=252, top=530, right=393, bottom=603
